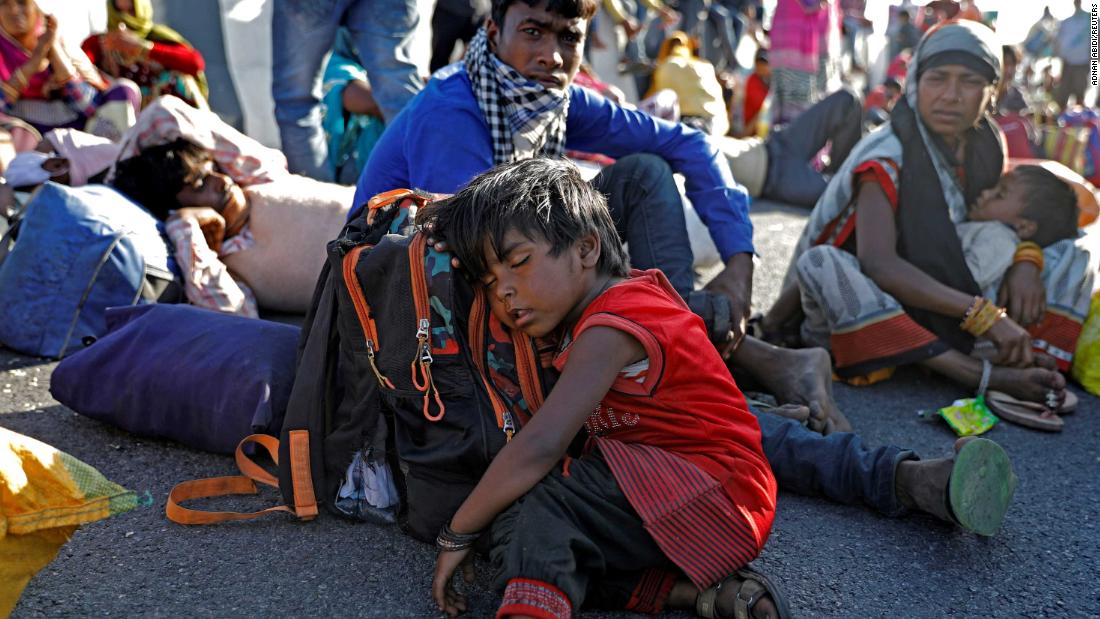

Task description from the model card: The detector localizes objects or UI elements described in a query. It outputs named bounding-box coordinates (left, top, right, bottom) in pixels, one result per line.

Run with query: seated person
left=647, top=30, right=728, bottom=136
left=422, top=158, right=1019, bottom=619
left=424, top=157, right=785, bottom=618
left=81, top=0, right=209, bottom=110
left=0, top=5, right=139, bottom=137
left=321, top=27, right=384, bottom=185
left=764, top=166, right=1084, bottom=353
left=765, top=22, right=1091, bottom=409
left=728, top=47, right=770, bottom=139
left=353, top=0, right=851, bottom=431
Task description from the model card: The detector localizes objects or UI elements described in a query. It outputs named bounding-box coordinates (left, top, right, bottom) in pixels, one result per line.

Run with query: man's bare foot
left=988, top=365, right=1065, bottom=404
left=735, top=341, right=852, bottom=433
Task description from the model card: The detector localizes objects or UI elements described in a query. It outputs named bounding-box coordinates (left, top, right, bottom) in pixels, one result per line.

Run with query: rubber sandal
left=696, top=564, right=792, bottom=619
left=948, top=438, right=1018, bottom=537
left=984, top=391, right=1065, bottom=432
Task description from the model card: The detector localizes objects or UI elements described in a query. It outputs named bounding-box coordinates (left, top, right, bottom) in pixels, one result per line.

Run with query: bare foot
left=751, top=345, right=852, bottom=433
left=988, top=365, right=1065, bottom=404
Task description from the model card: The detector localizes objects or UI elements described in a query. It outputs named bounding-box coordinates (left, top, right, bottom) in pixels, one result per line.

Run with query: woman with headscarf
left=0, top=0, right=140, bottom=137
left=81, top=0, right=208, bottom=109
left=647, top=30, right=728, bottom=137
left=777, top=21, right=1093, bottom=409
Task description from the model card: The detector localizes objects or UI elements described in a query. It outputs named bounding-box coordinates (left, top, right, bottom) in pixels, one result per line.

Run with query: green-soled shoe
left=948, top=438, right=1018, bottom=537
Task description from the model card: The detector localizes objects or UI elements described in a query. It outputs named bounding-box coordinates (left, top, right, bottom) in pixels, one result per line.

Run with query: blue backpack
left=0, top=182, right=173, bottom=358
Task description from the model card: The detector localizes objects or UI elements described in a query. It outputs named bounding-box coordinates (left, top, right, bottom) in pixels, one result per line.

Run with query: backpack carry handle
left=166, top=433, right=318, bottom=525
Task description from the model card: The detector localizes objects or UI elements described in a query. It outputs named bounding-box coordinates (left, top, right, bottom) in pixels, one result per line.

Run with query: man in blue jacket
left=353, top=0, right=848, bottom=430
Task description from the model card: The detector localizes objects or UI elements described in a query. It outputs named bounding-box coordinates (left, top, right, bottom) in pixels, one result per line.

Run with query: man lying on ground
left=353, top=0, right=850, bottom=431
left=109, top=96, right=352, bottom=315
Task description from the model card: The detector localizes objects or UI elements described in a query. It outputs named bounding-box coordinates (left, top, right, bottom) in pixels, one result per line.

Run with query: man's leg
left=762, top=86, right=864, bottom=205
left=271, top=0, right=342, bottom=180
left=347, top=0, right=424, bottom=124
left=753, top=410, right=913, bottom=515
left=589, top=153, right=696, bottom=296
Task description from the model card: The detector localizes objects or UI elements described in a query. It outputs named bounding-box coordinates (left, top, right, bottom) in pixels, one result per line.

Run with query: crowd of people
left=0, top=0, right=1096, bottom=617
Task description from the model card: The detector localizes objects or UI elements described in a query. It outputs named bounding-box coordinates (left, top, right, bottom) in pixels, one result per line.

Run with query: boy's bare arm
left=447, top=326, right=645, bottom=536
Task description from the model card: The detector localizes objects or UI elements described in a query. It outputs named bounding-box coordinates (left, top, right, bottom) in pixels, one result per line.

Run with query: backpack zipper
left=468, top=288, right=515, bottom=441
left=342, top=244, right=394, bottom=389
left=408, top=234, right=445, bottom=422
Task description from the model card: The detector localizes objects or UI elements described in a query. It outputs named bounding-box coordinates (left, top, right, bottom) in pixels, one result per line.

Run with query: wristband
left=436, top=522, right=481, bottom=552
left=1012, top=241, right=1044, bottom=271
left=960, top=297, right=1005, bottom=337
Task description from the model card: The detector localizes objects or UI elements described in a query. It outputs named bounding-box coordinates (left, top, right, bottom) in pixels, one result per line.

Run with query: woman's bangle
left=1013, top=241, right=1044, bottom=271
left=436, top=522, right=481, bottom=552
left=960, top=297, right=1006, bottom=337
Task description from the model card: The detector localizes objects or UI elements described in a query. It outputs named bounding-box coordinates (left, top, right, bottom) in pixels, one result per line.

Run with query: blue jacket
left=352, top=65, right=754, bottom=259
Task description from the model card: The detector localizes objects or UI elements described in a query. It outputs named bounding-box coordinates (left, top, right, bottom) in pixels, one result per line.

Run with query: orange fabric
left=1029, top=311, right=1084, bottom=372
left=165, top=434, right=309, bottom=525
left=287, top=431, right=318, bottom=519
left=469, top=289, right=512, bottom=434
left=830, top=312, right=940, bottom=370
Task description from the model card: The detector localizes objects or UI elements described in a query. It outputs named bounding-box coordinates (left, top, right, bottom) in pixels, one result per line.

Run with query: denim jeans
left=271, top=0, right=422, bottom=180
left=763, top=86, right=864, bottom=207
left=589, top=154, right=696, bottom=297
left=753, top=409, right=916, bottom=517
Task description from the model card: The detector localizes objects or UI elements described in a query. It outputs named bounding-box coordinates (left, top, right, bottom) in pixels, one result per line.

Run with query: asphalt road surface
left=4, top=201, right=1099, bottom=618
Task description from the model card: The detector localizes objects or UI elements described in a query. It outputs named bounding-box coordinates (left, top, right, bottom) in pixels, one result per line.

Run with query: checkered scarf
left=465, top=28, right=569, bottom=164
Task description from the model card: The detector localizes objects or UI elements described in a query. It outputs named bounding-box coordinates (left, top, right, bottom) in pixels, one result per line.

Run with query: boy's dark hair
left=110, top=138, right=212, bottom=220
left=417, top=158, right=630, bottom=280
left=1001, top=44, right=1021, bottom=67
left=1015, top=165, right=1079, bottom=247
left=754, top=47, right=768, bottom=64
left=491, top=0, right=598, bottom=31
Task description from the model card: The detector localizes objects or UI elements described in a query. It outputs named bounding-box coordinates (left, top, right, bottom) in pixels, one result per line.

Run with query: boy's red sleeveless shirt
left=553, top=270, right=777, bottom=562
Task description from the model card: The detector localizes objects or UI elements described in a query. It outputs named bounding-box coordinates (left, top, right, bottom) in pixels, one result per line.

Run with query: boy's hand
left=998, top=261, right=1045, bottom=327
left=431, top=548, right=475, bottom=617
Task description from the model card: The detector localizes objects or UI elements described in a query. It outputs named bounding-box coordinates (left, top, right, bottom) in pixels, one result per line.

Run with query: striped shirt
left=554, top=270, right=776, bottom=589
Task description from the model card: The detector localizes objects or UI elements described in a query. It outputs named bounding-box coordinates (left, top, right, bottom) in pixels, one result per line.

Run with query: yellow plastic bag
left=1072, top=291, right=1100, bottom=395
left=0, top=427, right=136, bottom=616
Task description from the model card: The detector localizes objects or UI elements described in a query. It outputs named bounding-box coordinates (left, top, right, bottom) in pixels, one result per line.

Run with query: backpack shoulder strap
left=165, top=433, right=318, bottom=525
